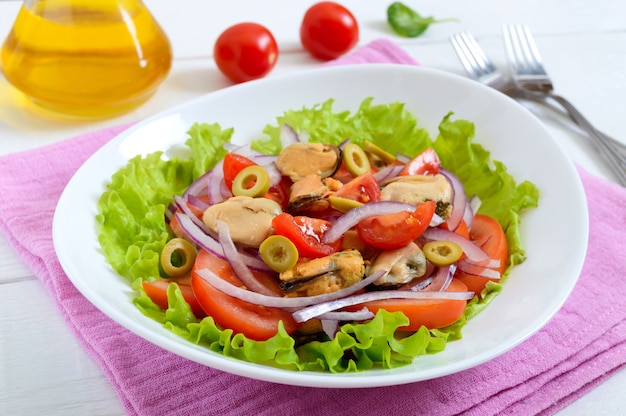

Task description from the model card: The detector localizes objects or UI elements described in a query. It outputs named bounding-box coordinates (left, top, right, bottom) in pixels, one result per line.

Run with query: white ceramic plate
left=53, top=64, right=588, bottom=388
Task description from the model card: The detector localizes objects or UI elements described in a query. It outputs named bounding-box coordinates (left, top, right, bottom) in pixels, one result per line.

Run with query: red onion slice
left=316, top=307, right=374, bottom=322
left=457, top=259, right=501, bottom=279
left=195, top=268, right=387, bottom=309
left=322, top=201, right=416, bottom=244
left=216, top=220, right=277, bottom=296
left=292, top=289, right=474, bottom=323
left=421, top=264, right=456, bottom=292
left=373, top=164, right=404, bottom=184
left=321, top=320, right=339, bottom=339
left=280, top=123, right=300, bottom=146
left=421, top=227, right=490, bottom=263
left=396, top=152, right=411, bottom=164
left=174, top=195, right=211, bottom=234
left=439, top=169, right=466, bottom=231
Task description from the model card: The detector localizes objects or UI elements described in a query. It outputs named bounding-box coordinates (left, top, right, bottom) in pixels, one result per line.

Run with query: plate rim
left=52, top=63, right=589, bottom=388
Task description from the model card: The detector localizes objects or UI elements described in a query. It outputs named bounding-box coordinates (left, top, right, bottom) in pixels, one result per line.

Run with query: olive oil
left=1, top=0, right=172, bottom=118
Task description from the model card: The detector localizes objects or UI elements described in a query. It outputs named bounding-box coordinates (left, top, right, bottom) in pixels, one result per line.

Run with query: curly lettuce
left=97, top=98, right=539, bottom=372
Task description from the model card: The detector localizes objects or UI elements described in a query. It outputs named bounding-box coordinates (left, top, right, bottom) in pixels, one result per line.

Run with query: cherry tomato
left=191, top=249, right=300, bottom=341
left=214, top=23, right=278, bottom=83
left=331, top=172, right=381, bottom=204
left=399, top=148, right=441, bottom=176
left=455, top=214, right=509, bottom=296
left=300, top=2, right=359, bottom=60
left=345, top=278, right=469, bottom=330
left=222, top=153, right=257, bottom=188
left=221, top=153, right=291, bottom=209
left=272, top=213, right=342, bottom=258
left=356, top=200, right=436, bottom=249
left=142, top=276, right=206, bottom=318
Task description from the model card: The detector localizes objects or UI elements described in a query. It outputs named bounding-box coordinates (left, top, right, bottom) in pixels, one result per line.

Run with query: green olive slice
left=423, top=240, right=463, bottom=266
left=161, top=238, right=197, bottom=277
left=231, top=165, right=271, bottom=197
left=342, top=143, right=371, bottom=176
left=363, top=140, right=396, bottom=164
left=328, top=195, right=364, bottom=213
left=259, top=235, right=299, bottom=273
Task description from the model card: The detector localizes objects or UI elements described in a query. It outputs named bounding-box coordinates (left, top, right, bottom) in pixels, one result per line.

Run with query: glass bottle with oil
left=1, top=0, right=172, bottom=118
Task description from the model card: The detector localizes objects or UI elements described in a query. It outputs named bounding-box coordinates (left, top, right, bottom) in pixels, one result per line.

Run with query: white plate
left=52, top=64, right=588, bottom=388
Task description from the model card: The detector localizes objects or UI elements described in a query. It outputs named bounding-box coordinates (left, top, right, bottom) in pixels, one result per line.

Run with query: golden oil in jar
left=1, top=0, right=172, bottom=118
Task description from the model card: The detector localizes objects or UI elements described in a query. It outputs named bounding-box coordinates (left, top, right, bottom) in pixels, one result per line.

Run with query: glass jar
left=1, top=0, right=172, bottom=118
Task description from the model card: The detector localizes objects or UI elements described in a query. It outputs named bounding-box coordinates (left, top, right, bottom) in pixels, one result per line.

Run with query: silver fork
left=450, top=31, right=626, bottom=155
left=502, top=23, right=626, bottom=186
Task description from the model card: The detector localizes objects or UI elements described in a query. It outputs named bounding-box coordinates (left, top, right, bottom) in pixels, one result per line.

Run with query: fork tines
left=502, top=24, right=546, bottom=76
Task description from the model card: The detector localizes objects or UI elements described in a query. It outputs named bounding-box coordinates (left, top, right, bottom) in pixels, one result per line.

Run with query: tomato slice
left=356, top=200, right=436, bottom=249
left=142, top=276, right=206, bottom=318
left=399, top=148, right=441, bottom=176
left=191, top=249, right=300, bottom=341
left=454, top=214, right=509, bottom=295
left=264, top=175, right=291, bottom=210
left=223, top=153, right=256, bottom=189
left=332, top=172, right=381, bottom=204
left=272, top=213, right=342, bottom=258
left=345, top=278, right=469, bottom=330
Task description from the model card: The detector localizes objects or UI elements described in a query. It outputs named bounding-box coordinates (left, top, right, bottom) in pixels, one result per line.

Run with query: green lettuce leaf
left=97, top=99, right=539, bottom=373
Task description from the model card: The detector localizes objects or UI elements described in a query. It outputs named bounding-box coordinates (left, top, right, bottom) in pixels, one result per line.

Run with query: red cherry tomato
left=300, top=2, right=359, bottom=60
left=356, top=200, right=436, bottom=249
left=272, top=213, right=342, bottom=258
left=400, top=148, right=441, bottom=176
left=214, top=23, right=278, bottom=83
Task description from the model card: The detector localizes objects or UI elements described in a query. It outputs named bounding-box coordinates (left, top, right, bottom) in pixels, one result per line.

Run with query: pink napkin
left=1, top=38, right=625, bottom=416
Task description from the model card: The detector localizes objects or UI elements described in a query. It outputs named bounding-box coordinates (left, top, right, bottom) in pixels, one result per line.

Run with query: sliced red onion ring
left=373, top=164, right=404, bottom=184
left=164, top=202, right=177, bottom=222
left=174, top=195, right=211, bottom=233
left=464, top=195, right=482, bottom=228
left=457, top=259, right=501, bottom=279
left=396, top=152, right=411, bottom=164
left=195, top=268, right=387, bottom=309
left=280, top=123, right=300, bottom=146
left=187, top=194, right=210, bottom=211
left=316, top=307, right=374, bottom=322
left=421, top=227, right=490, bottom=263
left=216, top=220, right=277, bottom=296
left=439, top=169, right=466, bottom=231
left=175, top=212, right=270, bottom=272
left=183, top=169, right=210, bottom=199
left=321, top=320, right=339, bottom=339
left=421, top=264, right=456, bottom=292
left=322, top=201, right=416, bottom=244
left=292, top=289, right=474, bottom=323
left=429, top=214, right=445, bottom=227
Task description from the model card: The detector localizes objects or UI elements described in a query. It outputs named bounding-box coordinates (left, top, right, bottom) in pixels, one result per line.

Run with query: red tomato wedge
left=345, top=278, right=470, bottom=330
left=222, top=153, right=256, bottom=189
left=191, top=249, right=300, bottom=341
left=355, top=200, right=436, bottom=249
left=332, top=172, right=381, bottom=204
left=399, top=148, right=441, bottom=176
left=142, top=276, right=206, bottom=318
left=272, top=213, right=342, bottom=258
left=222, top=153, right=291, bottom=209
left=455, top=214, right=509, bottom=296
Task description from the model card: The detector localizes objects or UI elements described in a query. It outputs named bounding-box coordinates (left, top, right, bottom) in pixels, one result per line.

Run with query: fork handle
left=517, top=91, right=626, bottom=157
left=547, top=94, right=626, bottom=186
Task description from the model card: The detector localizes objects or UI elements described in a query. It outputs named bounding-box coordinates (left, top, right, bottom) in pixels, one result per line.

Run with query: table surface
left=1, top=0, right=625, bottom=414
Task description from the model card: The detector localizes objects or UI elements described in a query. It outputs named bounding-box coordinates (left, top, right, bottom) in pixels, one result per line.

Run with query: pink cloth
left=1, top=38, right=625, bottom=416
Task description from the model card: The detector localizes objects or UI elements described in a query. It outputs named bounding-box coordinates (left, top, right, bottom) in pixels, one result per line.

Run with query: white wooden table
left=1, top=1, right=625, bottom=414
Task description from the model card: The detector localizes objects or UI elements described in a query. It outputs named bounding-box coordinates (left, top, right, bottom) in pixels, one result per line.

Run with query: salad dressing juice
left=1, top=0, right=172, bottom=118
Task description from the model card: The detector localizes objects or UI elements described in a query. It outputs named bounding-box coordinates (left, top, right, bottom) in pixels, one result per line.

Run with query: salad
left=97, top=98, right=539, bottom=372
